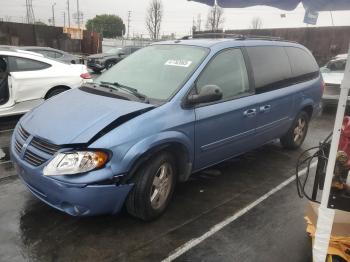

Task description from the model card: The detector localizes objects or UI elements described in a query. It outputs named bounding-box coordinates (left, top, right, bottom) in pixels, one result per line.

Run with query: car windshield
left=105, top=48, right=123, bottom=55
left=95, top=44, right=208, bottom=101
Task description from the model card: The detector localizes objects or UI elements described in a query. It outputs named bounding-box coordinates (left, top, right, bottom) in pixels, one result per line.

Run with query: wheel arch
left=44, top=85, right=71, bottom=99
left=121, top=132, right=193, bottom=183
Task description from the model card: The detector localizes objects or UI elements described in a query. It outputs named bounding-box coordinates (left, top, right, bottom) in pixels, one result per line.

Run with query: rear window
left=9, top=57, right=51, bottom=72
left=246, top=46, right=292, bottom=93
left=285, top=47, right=319, bottom=77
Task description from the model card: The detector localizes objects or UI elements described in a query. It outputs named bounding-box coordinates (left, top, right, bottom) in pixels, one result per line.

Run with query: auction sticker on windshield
left=165, top=59, right=192, bottom=67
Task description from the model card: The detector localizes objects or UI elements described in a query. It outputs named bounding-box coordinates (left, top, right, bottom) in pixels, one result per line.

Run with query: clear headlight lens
left=43, top=151, right=109, bottom=176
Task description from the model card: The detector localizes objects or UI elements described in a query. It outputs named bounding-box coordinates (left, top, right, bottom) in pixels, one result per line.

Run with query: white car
left=0, top=48, right=92, bottom=117
left=321, top=53, right=347, bottom=106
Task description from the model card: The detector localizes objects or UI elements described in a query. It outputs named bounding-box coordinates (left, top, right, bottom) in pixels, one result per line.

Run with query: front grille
left=24, top=150, right=47, bottom=167
left=31, top=137, right=61, bottom=155
left=14, top=126, right=61, bottom=167
left=18, top=126, right=30, bottom=141
left=14, top=139, right=23, bottom=154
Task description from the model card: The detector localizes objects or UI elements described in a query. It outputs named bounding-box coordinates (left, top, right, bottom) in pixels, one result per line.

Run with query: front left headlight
left=43, top=150, right=109, bottom=176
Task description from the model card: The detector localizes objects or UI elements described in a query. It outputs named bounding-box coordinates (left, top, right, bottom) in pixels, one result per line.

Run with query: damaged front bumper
left=11, top=145, right=133, bottom=216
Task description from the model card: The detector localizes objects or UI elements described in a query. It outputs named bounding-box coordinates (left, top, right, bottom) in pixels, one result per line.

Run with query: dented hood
left=21, top=88, right=154, bottom=145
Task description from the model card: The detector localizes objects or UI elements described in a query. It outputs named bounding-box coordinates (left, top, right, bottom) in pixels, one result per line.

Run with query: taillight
left=80, top=73, right=91, bottom=79
left=321, top=80, right=325, bottom=94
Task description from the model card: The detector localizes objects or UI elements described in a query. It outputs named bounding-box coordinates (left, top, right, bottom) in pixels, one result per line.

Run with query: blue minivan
left=11, top=38, right=323, bottom=220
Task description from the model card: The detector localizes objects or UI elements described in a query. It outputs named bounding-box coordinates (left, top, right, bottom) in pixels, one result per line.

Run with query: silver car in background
left=18, top=46, right=81, bottom=64
left=321, top=54, right=347, bottom=106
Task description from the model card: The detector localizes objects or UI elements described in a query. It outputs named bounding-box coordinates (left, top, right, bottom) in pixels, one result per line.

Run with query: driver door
left=193, top=48, right=258, bottom=170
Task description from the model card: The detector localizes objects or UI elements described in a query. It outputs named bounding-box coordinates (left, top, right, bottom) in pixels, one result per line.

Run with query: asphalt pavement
left=0, top=108, right=335, bottom=262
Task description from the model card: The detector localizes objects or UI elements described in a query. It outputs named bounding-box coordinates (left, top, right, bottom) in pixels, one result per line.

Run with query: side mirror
left=320, top=67, right=330, bottom=73
left=118, top=52, right=125, bottom=57
left=187, top=85, right=223, bottom=105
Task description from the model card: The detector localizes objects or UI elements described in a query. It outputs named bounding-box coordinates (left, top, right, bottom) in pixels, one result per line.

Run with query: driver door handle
left=243, top=108, right=257, bottom=117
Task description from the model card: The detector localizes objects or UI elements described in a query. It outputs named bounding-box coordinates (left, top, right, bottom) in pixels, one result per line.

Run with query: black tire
left=45, top=87, right=69, bottom=99
left=126, top=152, right=177, bottom=221
left=280, top=111, right=309, bottom=149
left=105, top=61, right=115, bottom=70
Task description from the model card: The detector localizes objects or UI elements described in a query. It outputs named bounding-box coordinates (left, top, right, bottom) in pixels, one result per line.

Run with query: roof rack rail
left=181, top=32, right=297, bottom=43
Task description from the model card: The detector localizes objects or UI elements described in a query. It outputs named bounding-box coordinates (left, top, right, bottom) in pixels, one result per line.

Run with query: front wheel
left=280, top=111, right=309, bottom=149
left=126, top=152, right=177, bottom=221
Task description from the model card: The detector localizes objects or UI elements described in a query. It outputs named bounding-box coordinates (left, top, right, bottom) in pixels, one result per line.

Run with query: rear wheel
left=126, top=152, right=177, bottom=221
left=45, top=87, right=69, bottom=99
left=280, top=111, right=309, bottom=149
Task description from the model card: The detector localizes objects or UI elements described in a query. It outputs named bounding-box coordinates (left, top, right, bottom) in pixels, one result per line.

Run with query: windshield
left=95, top=45, right=209, bottom=101
left=105, top=47, right=123, bottom=55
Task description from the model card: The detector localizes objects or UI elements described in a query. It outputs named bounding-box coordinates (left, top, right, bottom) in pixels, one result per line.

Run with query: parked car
left=18, top=46, right=81, bottom=64
left=0, top=47, right=92, bottom=117
left=321, top=53, right=347, bottom=106
left=87, top=46, right=141, bottom=73
left=11, top=38, right=322, bottom=220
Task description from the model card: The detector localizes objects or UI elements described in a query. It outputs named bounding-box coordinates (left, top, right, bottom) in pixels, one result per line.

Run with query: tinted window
left=246, top=46, right=292, bottom=93
left=0, top=57, right=7, bottom=80
left=9, top=57, right=51, bottom=72
left=197, top=49, right=249, bottom=100
left=285, top=47, right=319, bottom=77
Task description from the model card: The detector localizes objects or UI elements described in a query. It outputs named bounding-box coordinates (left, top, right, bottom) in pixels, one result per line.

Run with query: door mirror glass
left=187, top=85, right=223, bottom=105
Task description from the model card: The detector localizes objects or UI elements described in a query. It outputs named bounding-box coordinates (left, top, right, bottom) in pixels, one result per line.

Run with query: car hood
left=21, top=88, right=154, bottom=145
left=322, top=72, right=344, bottom=85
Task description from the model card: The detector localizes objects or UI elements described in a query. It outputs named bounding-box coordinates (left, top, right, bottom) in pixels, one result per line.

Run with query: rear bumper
left=322, top=94, right=350, bottom=106
left=10, top=139, right=133, bottom=216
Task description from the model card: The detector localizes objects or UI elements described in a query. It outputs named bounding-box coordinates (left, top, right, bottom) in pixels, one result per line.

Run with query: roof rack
left=182, top=32, right=296, bottom=43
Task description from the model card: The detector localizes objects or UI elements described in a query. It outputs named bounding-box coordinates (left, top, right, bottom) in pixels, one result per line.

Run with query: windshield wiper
left=99, top=81, right=149, bottom=102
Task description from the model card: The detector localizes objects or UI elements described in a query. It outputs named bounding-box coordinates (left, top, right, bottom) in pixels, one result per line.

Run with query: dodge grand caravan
left=11, top=38, right=323, bottom=220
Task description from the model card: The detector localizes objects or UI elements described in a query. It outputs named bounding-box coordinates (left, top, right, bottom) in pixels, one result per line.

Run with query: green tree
left=86, top=14, right=125, bottom=38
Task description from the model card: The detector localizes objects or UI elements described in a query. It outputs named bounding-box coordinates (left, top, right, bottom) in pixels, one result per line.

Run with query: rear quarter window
left=284, top=47, right=319, bottom=78
left=246, top=46, right=292, bottom=93
left=9, top=56, right=51, bottom=72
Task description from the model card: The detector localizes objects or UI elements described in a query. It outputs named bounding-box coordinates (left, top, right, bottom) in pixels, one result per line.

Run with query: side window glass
left=246, top=46, right=292, bottom=94
left=285, top=47, right=319, bottom=77
left=54, top=51, right=64, bottom=58
left=196, top=49, right=249, bottom=101
left=9, top=57, right=51, bottom=72
left=0, top=57, right=7, bottom=80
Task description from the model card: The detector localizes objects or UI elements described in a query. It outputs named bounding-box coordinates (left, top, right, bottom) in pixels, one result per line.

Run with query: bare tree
left=206, top=5, right=224, bottom=31
left=146, top=0, right=163, bottom=40
left=196, top=14, right=202, bottom=32
left=251, top=17, right=263, bottom=29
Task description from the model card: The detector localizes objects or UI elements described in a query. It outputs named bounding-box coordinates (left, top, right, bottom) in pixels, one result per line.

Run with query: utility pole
left=127, top=11, right=131, bottom=39
left=52, top=2, right=56, bottom=26
left=67, top=0, right=71, bottom=28
left=76, top=0, right=80, bottom=29
left=63, top=11, right=66, bottom=27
